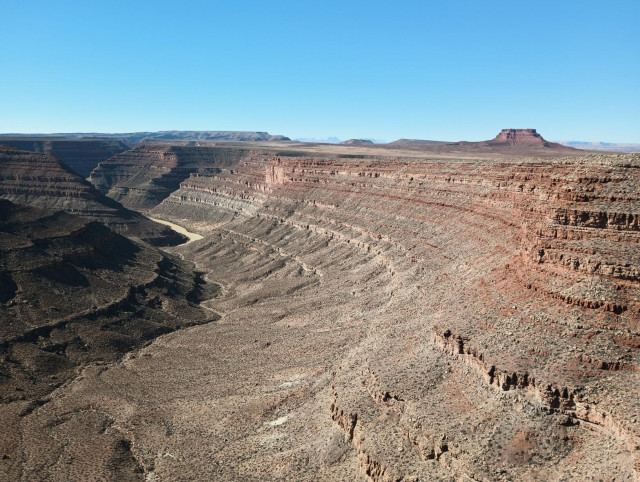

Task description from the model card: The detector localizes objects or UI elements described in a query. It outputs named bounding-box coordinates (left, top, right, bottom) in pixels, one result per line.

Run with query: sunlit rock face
left=490, top=128, right=547, bottom=146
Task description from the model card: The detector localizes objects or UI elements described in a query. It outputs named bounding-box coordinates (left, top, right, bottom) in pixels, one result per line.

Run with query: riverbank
left=149, top=217, right=203, bottom=243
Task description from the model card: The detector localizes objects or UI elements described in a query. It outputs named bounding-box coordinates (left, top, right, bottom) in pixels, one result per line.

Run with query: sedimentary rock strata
left=0, top=138, right=128, bottom=177
left=89, top=145, right=249, bottom=210
left=3, top=144, right=639, bottom=480
left=0, top=146, right=184, bottom=245
left=489, top=128, right=549, bottom=146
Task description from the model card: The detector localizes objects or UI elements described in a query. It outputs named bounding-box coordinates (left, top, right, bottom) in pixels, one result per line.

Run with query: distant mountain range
left=295, top=137, right=342, bottom=144
left=558, top=141, right=640, bottom=153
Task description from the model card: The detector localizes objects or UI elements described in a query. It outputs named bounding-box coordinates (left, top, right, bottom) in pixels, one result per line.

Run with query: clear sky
left=1, top=0, right=638, bottom=142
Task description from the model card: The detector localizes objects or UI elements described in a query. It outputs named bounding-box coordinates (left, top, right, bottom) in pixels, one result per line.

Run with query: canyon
left=0, top=138, right=128, bottom=177
left=0, top=146, right=185, bottom=246
left=0, top=132, right=639, bottom=481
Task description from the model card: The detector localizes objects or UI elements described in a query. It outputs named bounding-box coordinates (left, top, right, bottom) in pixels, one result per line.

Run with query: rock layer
left=0, top=138, right=128, bottom=177
left=150, top=151, right=640, bottom=480
left=89, top=145, right=249, bottom=210
left=489, top=128, right=547, bottom=146
left=0, top=146, right=185, bottom=245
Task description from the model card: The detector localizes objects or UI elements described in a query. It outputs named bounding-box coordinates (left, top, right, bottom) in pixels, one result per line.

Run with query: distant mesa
left=458, top=128, right=574, bottom=150
left=387, top=129, right=576, bottom=154
left=488, top=128, right=550, bottom=146
left=456, top=128, right=567, bottom=149
left=136, top=131, right=291, bottom=143
left=339, top=139, right=374, bottom=146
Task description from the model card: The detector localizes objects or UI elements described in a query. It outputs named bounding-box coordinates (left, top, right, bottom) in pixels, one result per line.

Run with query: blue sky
left=1, top=0, right=638, bottom=142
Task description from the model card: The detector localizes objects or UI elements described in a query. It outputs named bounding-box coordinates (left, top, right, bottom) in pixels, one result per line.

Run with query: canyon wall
left=0, top=146, right=185, bottom=245
left=89, top=145, right=250, bottom=210
left=6, top=147, right=640, bottom=480
left=0, top=138, right=128, bottom=177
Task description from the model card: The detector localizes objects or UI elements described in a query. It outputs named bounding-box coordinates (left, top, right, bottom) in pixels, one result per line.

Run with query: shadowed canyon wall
left=0, top=146, right=185, bottom=245
left=0, top=199, right=218, bottom=480
left=0, top=138, right=128, bottom=177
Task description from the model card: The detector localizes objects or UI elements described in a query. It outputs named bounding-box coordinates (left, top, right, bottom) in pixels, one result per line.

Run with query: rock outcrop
left=0, top=146, right=185, bottom=245
left=0, top=137, right=128, bottom=177
left=488, top=128, right=555, bottom=147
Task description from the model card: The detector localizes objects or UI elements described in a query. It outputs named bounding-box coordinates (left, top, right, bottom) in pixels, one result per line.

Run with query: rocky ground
left=1, top=139, right=639, bottom=481
left=0, top=199, right=217, bottom=480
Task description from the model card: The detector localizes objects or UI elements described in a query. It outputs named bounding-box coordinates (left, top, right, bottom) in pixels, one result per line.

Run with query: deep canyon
left=1, top=132, right=639, bottom=481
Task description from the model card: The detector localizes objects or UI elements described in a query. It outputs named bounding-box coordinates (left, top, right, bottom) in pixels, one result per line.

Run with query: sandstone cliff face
left=6, top=147, right=640, bottom=481
left=86, top=149, right=640, bottom=480
left=482, top=128, right=571, bottom=151
left=0, top=146, right=185, bottom=245
left=489, top=128, right=546, bottom=146
left=0, top=138, right=128, bottom=177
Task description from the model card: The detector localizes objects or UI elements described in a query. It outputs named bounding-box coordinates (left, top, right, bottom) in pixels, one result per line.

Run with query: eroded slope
left=0, top=138, right=128, bottom=177
left=0, top=146, right=185, bottom=245
left=89, top=145, right=250, bottom=210
left=0, top=200, right=218, bottom=481
left=7, top=150, right=640, bottom=481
